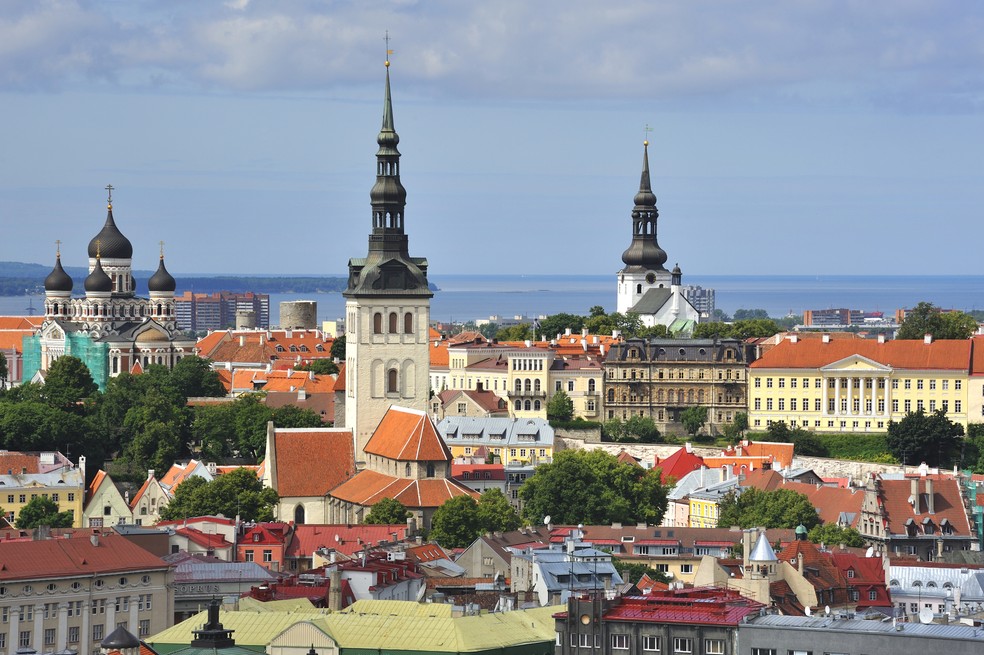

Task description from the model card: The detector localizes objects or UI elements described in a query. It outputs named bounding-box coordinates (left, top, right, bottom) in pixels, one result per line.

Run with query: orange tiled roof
left=195, top=330, right=230, bottom=358
left=159, top=460, right=203, bottom=490
left=430, top=339, right=449, bottom=368
left=0, top=331, right=35, bottom=353
left=273, top=428, right=355, bottom=498
left=750, top=337, right=972, bottom=370
left=87, top=469, right=108, bottom=498
left=286, top=524, right=410, bottom=558
left=971, top=336, right=984, bottom=375
left=0, top=454, right=41, bottom=476
left=215, top=368, right=233, bottom=393
left=334, top=363, right=346, bottom=391
left=0, top=316, right=42, bottom=330
left=364, top=407, right=452, bottom=462
left=330, top=469, right=478, bottom=509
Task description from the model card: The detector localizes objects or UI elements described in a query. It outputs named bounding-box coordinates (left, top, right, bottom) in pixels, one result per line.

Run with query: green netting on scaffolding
left=65, top=332, right=109, bottom=390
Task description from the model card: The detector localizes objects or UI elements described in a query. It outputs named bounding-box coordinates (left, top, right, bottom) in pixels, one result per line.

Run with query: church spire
left=620, top=139, right=668, bottom=271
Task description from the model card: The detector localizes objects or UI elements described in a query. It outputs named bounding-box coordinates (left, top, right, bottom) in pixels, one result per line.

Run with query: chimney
left=582, top=328, right=589, bottom=338
left=822, top=334, right=830, bottom=343
left=798, top=553, right=804, bottom=574
left=239, top=335, right=246, bottom=347
left=926, top=478, right=935, bottom=514
left=789, top=334, right=798, bottom=343
left=565, top=328, right=572, bottom=336
left=148, top=469, right=155, bottom=481
left=910, top=478, right=919, bottom=511
left=877, top=333, right=885, bottom=344
left=524, top=340, right=531, bottom=348
left=328, top=568, right=343, bottom=611
left=685, top=442, right=693, bottom=454
left=924, top=334, right=933, bottom=344
left=90, top=534, right=99, bottom=547
left=581, top=339, right=588, bottom=352
left=593, top=336, right=599, bottom=344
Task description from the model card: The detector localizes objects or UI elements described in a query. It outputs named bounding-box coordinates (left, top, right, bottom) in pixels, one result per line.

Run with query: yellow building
left=437, top=416, right=554, bottom=466
left=748, top=334, right=971, bottom=433
left=0, top=452, right=85, bottom=527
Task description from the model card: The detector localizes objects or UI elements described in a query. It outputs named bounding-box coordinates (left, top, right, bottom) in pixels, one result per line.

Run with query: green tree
left=790, top=431, right=829, bottom=457
left=897, top=301, right=978, bottom=340
left=717, top=488, right=821, bottom=530
left=537, top=313, right=586, bottom=340
left=330, top=335, right=346, bottom=361
left=42, top=355, right=98, bottom=412
left=807, top=523, right=865, bottom=547
left=477, top=322, right=498, bottom=339
left=159, top=468, right=278, bottom=522
left=733, top=309, right=769, bottom=320
left=886, top=409, right=963, bottom=468
left=611, top=556, right=670, bottom=585
left=680, top=406, right=708, bottom=437
left=722, top=412, right=748, bottom=443
left=476, top=489, right=522, bottom=533
left=519, top=449, right=668, bottom=525
left=271, top=404, right=324, bottom=428
left=637, top=324, right=670, bottom=339
left=495, top=324, right=532, bottom=341
left=233, top=394, right=274, bottom=461
left=624, top=415, right=660, bottom=443
left=15, top=496, right=73, bottom=528
left=169, top=356, right=226, bottom=398
left=588, top=305, right=607, bottom=318
left=547, top=390, right=574, bottom=422
left=429, top=495, right=481, bottom=548
left=364, top=498, right=410, bottom=524
left=296, top=359, right=339, bottom=376
left=191, top=403, right=237, bottom=461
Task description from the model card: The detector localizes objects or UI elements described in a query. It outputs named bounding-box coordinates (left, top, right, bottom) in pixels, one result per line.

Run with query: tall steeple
left=620, top=141, right=668, bottom=272
left=343, top=47, right=433, bottom=458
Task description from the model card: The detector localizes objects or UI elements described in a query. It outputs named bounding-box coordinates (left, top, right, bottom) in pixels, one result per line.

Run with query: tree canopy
left=158, top=467, right=279, bottom=522
left=603, top=416, right=660, bottom=443
left=15, top=496, right=74, bottom=529
left=296, top=359, right=340, bottom=376
left=717, top=487, right=821, bottom=530
left=364, top=498, right=409, bottom=524
left=692, top=319, right=781, bottom=340
left=43, top=355, right=98, bottom=412
left=680, top=405, right=708, bottom=437
left=519, top=449, right=668, bottom=525
left=429, top=490, right=522, bottom=549
left=897, top=301, right=978, bottom=340
left=547, top=390, right=574, bottom=422
left=807, top=523, right=865, bottom=547
left=886, top=409, right=963, bottom=468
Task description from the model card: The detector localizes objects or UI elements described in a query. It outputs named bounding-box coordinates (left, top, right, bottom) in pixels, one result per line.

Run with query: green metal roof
left=342, top=599, right=452, bottom=618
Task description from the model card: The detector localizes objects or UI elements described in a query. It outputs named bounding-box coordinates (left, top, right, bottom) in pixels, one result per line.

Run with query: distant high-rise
left=174, top=291, right=270, bottom=331
left=343, top=57, right=432, bottom=456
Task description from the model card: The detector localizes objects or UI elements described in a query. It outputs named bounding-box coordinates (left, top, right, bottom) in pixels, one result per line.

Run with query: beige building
left=0, top=532, right=172, bottom=652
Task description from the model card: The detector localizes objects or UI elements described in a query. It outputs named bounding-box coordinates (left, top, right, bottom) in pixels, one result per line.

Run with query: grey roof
left=749, top=532, right=778, bottom=562
left=101, top=626, right=140, bottom=649
left=687, top=476, right=740, bottom=501
left=88, top=207, right=133, bottom=259
left=888, top=565, right=984, bottom=601
left=667, top=467, right=726, bottom=501
left=437, top=417, right=554, bottom=447
left=173, top=560, right=278, bottom=584
left=628, top=288, right=672, bottom=315
left=744, top=613, right=984, bottom=641
left=0, top=469, right=84, bottom=488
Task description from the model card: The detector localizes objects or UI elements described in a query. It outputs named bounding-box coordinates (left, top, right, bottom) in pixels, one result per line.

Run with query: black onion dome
left=87, top=207, right=133, bottom=259
left=84, top=258, right=112, bottom=293
left=101, top=626, right=140, bottom=650
left=148, top=257, right=176, bottom=293
left=621, top=142, right=668, bottom=270
left=44, top=255, right=73, bottom=292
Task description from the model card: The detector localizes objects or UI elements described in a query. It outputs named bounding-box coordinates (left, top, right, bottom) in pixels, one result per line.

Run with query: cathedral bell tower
left=343, top=54, right=433, bottom=457
left=616, top=140, right=671, bottom=314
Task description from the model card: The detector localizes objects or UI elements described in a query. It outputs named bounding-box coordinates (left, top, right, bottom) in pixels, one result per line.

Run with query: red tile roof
left=751, top=337, right=972, bottom=370
left=878, top=475, right=971, bottom=537
left=286, top=524, right=410, bottom=558
left=364, top=407, right=451, bottom=462
left=0, top=316, right=42, bottom=330
left=0, top=533, right=167, bottom=580
left=329, top=469, right=478, bottom=509
left=0, top=453, right=42, bottom=476
left=971, top=336, right=984, bottom=376
left=175, top=527, right=233, bottom=549
left=597, top=587, right=765, bottom=626
left=653, top=447, right=704, bottom=483
left=273, top=428, right=355, bottom=498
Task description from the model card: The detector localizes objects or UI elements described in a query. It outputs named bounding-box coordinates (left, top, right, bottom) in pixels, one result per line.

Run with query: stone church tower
left=615, top=141, right=699, bottom=330
left=343, top=59, right=432, bottom=457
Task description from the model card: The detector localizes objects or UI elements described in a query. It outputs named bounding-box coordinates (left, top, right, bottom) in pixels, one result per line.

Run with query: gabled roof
left=364, top=406, right=451, bottom=462
left=653, top=447, right=704, bottom=483
left=175, top=527, right=233, bottom=550
left=329, top=469, right=477, bottom=509
left=751, top=337, right=973, bottom=370
left=272, top=428, right=355, bottom=498
left=438, top=389, right=507, bottom=414
left=878, top=475, right=971, bottom=537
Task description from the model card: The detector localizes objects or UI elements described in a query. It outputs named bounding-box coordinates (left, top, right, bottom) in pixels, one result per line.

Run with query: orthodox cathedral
left=615, top=141, right=700, bottom=333
left=22, top=191, right=195, bottom=389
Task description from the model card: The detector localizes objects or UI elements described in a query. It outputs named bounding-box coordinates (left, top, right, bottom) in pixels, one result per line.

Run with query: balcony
left=507, top=390, right=547, bottom=399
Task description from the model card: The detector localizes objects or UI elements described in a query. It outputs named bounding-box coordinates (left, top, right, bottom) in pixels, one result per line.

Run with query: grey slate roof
left=745, top=613, right=984, bottom=641
left=629, top=287, right=672, bottom=314
left=437, top=417, right=554, bottom=448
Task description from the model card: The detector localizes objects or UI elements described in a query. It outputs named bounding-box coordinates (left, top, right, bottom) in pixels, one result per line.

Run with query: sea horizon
left=2, top=273, right=983, bottom=326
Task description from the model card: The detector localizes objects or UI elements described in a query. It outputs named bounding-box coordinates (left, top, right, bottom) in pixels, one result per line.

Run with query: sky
left=1, top=1, right=983, bottom=277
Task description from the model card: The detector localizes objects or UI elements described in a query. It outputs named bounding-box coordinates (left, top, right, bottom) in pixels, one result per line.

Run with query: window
left=19, top=631, right=30, bottom=648
left=611, top=634, right=629, bottom=650
left=92, top=599, right=105, bottom=615
left=751, top=650, right=777, bottom=655
left=245, top=550, right=254, bottom=562
left=388, top=312, right=398, bottom=333
left=905, top=379, right=911, bottom=389
left=779, top=378, right=785, bottom=388
left=754, top=378, right=761, bottom=388
left=917, top=379, right=924, bottom=390
left=673, top=637, right=693, bottom=653
left=956, top=400, right=962, bottom=413
left=680, top=563, right=693, bottom=574
left=373, top=312, right=382, bottom=334
left=44, top=629, right=55, bottom=647
left=93, top=624, right=104, bottom=642
left=263, top=550, right=273, bottom=562
left=955, top=379, right=962, bottom=390
left=68, top=627, right=80, bottom=644
left=387, top=368, right=398, bottom=394
left=643, top=636, right=661, bottom=651
left=705, top=639, right=725, bottom=655
left=766, top=378, right=773, bottom=388
left=139, top=619, right=151, bottom=637
left=869, top=590, right=878, bottom=600
left=404, top=312, right=413, bottom=334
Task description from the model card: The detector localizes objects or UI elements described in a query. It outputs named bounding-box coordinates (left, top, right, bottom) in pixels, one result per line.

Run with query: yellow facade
left=748, top=362, right=969, bottom=433
left=689, top=497, right=721, bottom=529
left=2, top=480, right=84, bottom=527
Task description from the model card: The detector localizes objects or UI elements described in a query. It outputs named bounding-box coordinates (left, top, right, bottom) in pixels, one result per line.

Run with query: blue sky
left=1, top=1, right=982, bottom=277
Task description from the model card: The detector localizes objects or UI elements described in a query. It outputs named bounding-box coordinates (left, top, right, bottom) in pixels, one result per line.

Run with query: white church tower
left=343, top=57, right=432, bottom=457
left=616, top=141, right=699, bottom=330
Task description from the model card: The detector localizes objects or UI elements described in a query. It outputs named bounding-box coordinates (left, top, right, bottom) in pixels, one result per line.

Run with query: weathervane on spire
left=105, top=184, right=114, bottom=208
left=384, top=30, right=393, bottom=67
left=159, top=240, right=165, bottom=259
left=643, top=124, right=653, bottom=147
left=55, top=239, right=61, bottom=257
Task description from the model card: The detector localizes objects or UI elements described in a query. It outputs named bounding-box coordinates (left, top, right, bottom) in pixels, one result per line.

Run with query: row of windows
left=5, top=492, right=75, bottom=505
left=8, top=618, right=152, bottom=649
left=611, top=368, right=741, bottom=381
left=565, top=633, right=721, bottom=654
left=48, top=303, right=171, bottom=318
left=753, top=397, right=964, bottom=414
left=755, top=376, right=963, bottom=391
left=0, top=594, right=151, bottom=620
left=754, top=418, right=888, bottom=430
left=373, top=311, right=414, bottom=335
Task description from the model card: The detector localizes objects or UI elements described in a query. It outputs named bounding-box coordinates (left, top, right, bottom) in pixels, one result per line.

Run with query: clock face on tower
left=645, top=272, right=656, bottom=285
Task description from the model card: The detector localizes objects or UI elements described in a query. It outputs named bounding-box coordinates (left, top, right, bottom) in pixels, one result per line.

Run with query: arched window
left=524, top=379, right=532, bottom=393
left=534, top=379, right=541, bottom=393
left=373, top=312, right=383, bottom=334
left=406, top=463, right=411, bottom=476
left=657, top=389, right=664, bottom=402
left=515, top=399, right=522, bottom=410
left=294, top=505, right=306, bottom=525
left=698, top=390, right=705, bottom=403
left=515, top=379, right=523, bottom=394
left=404, top=312, right=413, bottom=334
left=156, top=303, right=163, bottom=315
left=607, top=389, right=615, bottom=402
left=389, top=312, right=398, bottom=333
left=687, top=389, right=694, bottom=403
left=387, top=368, right=398, bottom=394
left=524, top=400, right=532, bottom=411
left=426, top=463, right=435, bottom=478
left=588, top=379, right=596, bottom=393
left=534, top=400, right=541, bottom=411
left=636, top=284, right=642, bottom=293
